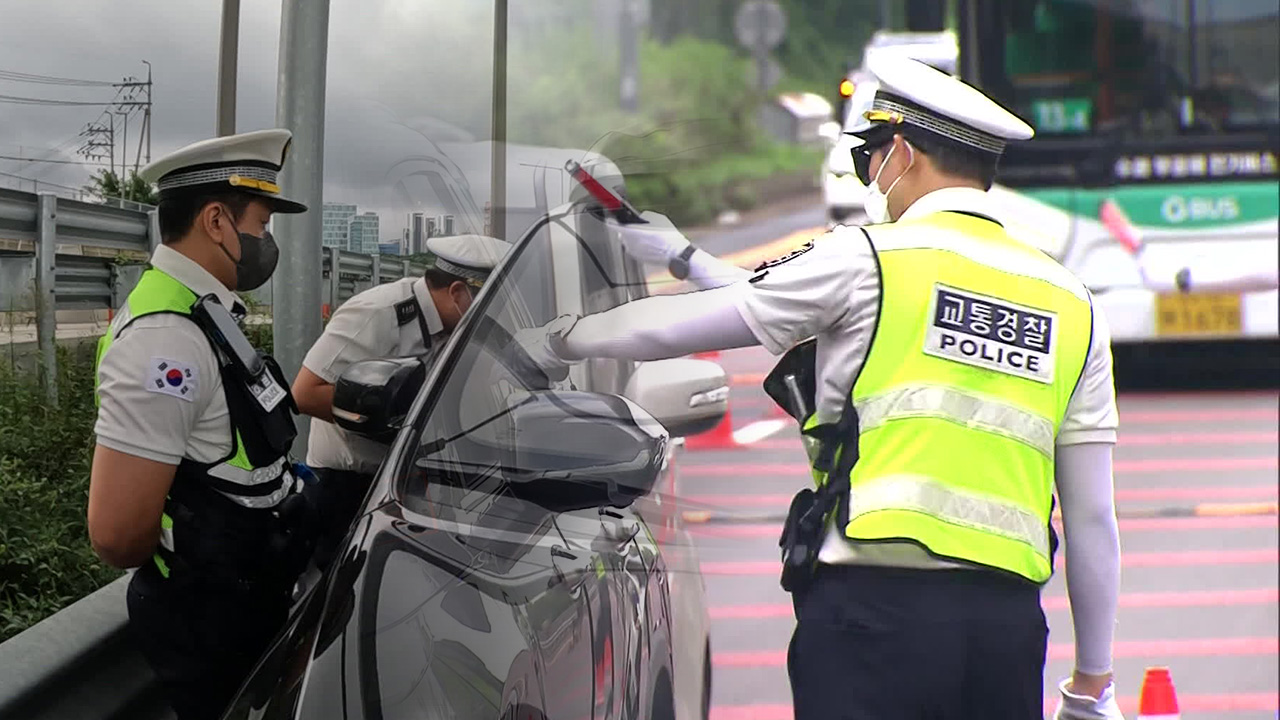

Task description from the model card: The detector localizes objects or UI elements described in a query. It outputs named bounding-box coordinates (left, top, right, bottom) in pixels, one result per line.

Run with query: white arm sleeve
left=686, top=248, right=751, bottom=290
left=1055, top=441, right=1121, bottom=676
left=560, top=285, right=759, bottom=361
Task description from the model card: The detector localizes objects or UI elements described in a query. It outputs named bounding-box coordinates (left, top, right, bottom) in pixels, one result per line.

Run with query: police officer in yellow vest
left=88, top=129, right=313, bottom=720
left=515, top=56, right=1124, bottom=720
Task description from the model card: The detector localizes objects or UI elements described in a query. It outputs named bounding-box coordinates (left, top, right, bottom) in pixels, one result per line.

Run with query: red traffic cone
left=1137, top=667, right=1181, bottom=719
left=685, top=350, right=742, bottom=451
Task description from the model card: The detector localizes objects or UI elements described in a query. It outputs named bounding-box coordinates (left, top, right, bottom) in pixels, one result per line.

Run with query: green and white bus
left=955, top=0, right=1278, bottom=349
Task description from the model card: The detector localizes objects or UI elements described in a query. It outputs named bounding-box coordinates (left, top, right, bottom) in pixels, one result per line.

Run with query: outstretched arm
left=558, top=285, right=758, bottom=361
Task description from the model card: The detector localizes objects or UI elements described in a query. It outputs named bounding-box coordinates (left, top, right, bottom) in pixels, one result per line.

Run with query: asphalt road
left=667, top=202, right=1280, bottom=719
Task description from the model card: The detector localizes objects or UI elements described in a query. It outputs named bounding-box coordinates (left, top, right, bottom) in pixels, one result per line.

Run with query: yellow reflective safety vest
left=95, top=268, right=297, bottom=581
left=835, top=211, right=1093, bottom=584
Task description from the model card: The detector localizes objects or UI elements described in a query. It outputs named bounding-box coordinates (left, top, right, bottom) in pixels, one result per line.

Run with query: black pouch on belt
left=768, top=345, right=860, bottom=595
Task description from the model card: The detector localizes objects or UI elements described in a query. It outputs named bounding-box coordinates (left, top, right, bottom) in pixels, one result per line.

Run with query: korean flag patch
left=922, top=284, right=1058, bottom=384
left=146, top=357, right=199, bottom=402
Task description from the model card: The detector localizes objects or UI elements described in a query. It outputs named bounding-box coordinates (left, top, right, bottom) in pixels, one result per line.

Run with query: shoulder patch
left=753, top=240, right=815, bottom=272
left=394, top=298, right=419, bottom=327
left=922, top=284, right=1058, bottom=384
left=146, top=357, right=199, bottom=402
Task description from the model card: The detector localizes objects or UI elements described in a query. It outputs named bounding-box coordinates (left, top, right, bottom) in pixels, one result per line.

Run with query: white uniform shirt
left=729, top=187, right=1120, bottom=567
left=303, top=277, right=447, bottom=475
left=94, top=245, right=243, bottom=465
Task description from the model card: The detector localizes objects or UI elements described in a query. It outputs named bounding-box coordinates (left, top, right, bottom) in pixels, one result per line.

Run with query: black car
left=222, top=200, right=725, bottom=720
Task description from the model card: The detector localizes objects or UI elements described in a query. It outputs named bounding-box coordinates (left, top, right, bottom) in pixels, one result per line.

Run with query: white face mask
left=864, top=142, right=914, bottom=224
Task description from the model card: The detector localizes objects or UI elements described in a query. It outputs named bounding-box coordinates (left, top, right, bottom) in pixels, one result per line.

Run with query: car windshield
left=386, top=204, right=644, bottom=521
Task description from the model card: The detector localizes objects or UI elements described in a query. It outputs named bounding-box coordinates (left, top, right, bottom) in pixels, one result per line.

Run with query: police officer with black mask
left=89, top=129, right=314, bottom=720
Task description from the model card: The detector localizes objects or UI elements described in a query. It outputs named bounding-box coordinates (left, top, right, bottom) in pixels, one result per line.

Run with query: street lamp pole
left=274, top=0, right=332, bottom=448
left=217, top=0, right=240, bottom=136
left=490, top=0, right=508, bottom=240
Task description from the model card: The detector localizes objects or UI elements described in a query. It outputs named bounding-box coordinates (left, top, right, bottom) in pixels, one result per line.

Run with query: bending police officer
left=516, top=57, right=1124, bottom=720
left=291, top=234, right=511, bottom=570
left=88, top=129, right=313, bottom=720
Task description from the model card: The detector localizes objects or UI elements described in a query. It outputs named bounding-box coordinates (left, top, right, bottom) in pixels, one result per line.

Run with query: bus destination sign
left=1114, top=151, right=1279, bottom=182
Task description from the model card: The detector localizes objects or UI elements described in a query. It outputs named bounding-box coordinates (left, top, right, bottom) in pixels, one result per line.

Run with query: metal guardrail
left=0, top=575, right=171, bottom=720
left=321, top=247, right=428, bottom=307
left=1, top=188, right=430, bottom=389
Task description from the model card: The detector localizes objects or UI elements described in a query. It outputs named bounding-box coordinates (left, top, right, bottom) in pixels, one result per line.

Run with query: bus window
left=981, top=0, right=1279, bottom=139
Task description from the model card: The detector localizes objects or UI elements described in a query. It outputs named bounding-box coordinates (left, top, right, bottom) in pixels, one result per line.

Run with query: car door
left=390, top=215, right=596, bottom=720
left=550, top=209, right=658, bottom=719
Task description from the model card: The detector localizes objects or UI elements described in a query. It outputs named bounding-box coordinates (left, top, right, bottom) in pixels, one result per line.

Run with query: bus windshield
left=972, top=0, right=1279, bottom=140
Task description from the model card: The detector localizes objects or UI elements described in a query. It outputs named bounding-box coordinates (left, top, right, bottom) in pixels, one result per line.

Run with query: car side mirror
left=624, top=358, right=728, bottom=438
left=497, top=390, right=668, bottom=512
left=332, top=358, right=426, bottom=440
left=817, top=120, right=842, bottom=143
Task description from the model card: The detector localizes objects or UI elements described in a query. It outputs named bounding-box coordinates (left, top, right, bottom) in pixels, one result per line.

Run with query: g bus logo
left=1161, top=195, right=1240, bottom=224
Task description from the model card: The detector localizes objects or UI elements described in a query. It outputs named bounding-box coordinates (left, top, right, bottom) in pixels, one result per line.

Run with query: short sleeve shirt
left=93, top=245, right=243, bottom=465
left=302, top=278, right=447, bottom=474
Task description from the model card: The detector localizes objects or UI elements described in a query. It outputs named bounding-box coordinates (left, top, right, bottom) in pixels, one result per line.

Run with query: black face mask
left=219, top=208, right=280, bottom=292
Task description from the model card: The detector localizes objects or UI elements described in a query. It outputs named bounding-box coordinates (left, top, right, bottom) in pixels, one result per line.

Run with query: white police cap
left=426, top=234, right=512, bottom=287
left=139, top=128, right=307, bottom=213
left=847, top=54, right=1033, bottom=156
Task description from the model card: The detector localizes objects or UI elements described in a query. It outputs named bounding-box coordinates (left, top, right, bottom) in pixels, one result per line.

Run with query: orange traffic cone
left=1137, top=667, right=1181, bottom=719
left=685, top=350, right=741, bottom=451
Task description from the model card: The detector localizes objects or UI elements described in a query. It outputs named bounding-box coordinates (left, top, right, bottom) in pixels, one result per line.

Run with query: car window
left=393, top=208, right=597, bottom=517
left=575, top=210, right=640, bottom=395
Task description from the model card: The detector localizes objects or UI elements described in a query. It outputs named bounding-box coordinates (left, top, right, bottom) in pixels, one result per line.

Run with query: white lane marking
left=732, top=418, right=790, bottom=445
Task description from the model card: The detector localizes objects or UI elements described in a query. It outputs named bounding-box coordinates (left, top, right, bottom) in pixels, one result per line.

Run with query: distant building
left=322, top=203, right=357, bottom=249
left=408, top=212, right=426, bottom=255
left=442, top=214, right=455, bottom=236
left=378, top=242, right=401, bottom=256
left=348, top=212, right=381, bottom=254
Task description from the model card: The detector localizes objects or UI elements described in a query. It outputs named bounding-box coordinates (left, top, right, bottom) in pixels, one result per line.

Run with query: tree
left=85, top=169, right=158, bottom=206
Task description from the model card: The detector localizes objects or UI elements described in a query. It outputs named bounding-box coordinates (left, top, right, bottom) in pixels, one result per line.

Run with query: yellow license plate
left=1155, top=292, right=1243, bottom=337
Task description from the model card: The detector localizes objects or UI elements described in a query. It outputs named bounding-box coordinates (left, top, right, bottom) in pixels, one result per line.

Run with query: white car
left=820, top=69, right=878, bottom=227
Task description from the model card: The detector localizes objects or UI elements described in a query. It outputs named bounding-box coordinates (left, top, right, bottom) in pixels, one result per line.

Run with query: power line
left=0, top=93, right=148, bottom=107
left=0, top=68, right=117, bottom=87
left=0, top=168, right=88, bottom=193
left=0, top=153, right=108, bottom=166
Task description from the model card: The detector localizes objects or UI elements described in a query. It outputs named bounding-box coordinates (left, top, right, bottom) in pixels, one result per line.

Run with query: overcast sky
left=0, top=0, right=616, bottom=236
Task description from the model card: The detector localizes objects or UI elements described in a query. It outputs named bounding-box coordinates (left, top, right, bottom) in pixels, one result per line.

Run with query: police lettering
left=938, top=332, right=1038, bottom=372
left=926, top=284, right=1057, bottom=384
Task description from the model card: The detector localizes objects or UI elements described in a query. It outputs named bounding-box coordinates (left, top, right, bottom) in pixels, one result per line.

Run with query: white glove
left=609, top=210, right=692, bottom=265
left=507, top=315, right=579, bottom=385
left=1052, top=678, right=1125, bottom=720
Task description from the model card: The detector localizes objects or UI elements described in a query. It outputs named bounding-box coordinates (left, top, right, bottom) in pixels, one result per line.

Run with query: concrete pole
left=274, top=0, right=331, bottom=448
left=216, top=0, right=240, bottom=136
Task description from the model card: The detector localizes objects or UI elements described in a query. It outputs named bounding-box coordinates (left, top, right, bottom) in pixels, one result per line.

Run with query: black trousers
left=301, top=467, right=375, bottom=571
left=126, top=563, right=290, bottom=720
left=787, top=563, right=1047, bottom=720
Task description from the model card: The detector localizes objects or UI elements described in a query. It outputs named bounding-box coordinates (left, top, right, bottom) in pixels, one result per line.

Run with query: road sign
left=734, top=0, right=787, bottom=53
left=749, top=55, right=784, bottom=93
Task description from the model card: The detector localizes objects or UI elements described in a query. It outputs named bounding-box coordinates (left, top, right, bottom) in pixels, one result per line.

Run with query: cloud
left=0, top=0, right=621, bottom=237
